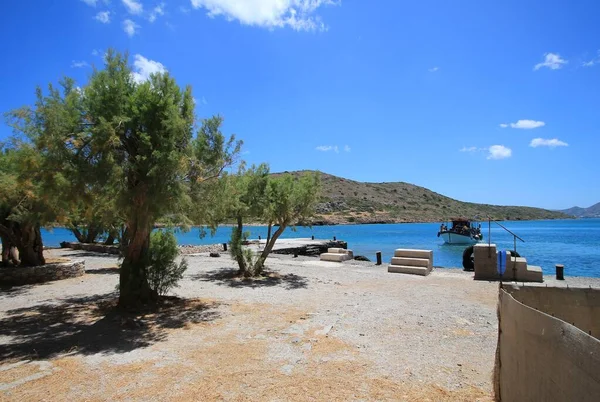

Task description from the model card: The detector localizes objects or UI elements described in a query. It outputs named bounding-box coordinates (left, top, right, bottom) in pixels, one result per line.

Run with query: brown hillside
left=276, top=171, right=570, bottom=224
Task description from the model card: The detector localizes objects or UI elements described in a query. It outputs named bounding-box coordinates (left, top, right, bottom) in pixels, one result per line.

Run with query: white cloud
left=487, top=145, right=512, bottom=160
left=123, top=19, right=140, bottom=37
left=582, top=50, right=600, bottom=67
left=344, top=145, right=350, bottom=152
left=190, top=0, right=340, bottom=32
left=92, top=49, right=100, bottom=56
left=95, top=11, right=111, bottom=23
left=500, top=119, right=545, bottom=129
left=534, top=53, right=567, bottom=71
left=82, top=0, right=110, bottom=6
left=71, top=60, right=89, bottom=68
left=131, top=54, right=167, bottom=83
left=460, top=146, right=480, bottom=153
left=316, top=145, right=339, bottom=153
left=529, top=138, right=568, bottom=148
left=193, top=96, right=208, bottom=105
left=149, top=3, right=165, bottom=22
left=428, top=67, right=439, bottom=72
left=123, top=0, right=143, bottom=15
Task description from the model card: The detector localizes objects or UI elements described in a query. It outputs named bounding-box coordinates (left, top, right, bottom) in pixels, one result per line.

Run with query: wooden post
left=376, top=251, right=382, bottom=266
left=556, top=264, right=564, bottom=280
left=223, top=242, right=228, bottom=251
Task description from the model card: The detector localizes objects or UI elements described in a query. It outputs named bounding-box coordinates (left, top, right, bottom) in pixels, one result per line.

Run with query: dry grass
left=0, top=299, right=493, bottom=401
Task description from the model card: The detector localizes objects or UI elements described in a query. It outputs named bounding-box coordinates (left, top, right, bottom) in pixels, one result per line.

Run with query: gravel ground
left=1, top=248, right=599, bottom=401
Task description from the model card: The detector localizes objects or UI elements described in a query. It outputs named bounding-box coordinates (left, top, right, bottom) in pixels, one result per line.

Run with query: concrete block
left=524, top=265, right=543, bottom=282
left=388, top=265, right=430, bottom=276
left=391, top=257, right=430, bottom=268
left=327, top=248, right=345, bottom=253
left=393, top=249, right=433, bottom=259
left=320, top=253, right=351, bottom=262
left=474, top=244, right=499, bottom=280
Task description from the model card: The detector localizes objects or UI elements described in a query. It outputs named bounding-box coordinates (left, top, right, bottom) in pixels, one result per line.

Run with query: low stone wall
left=0, top=260, right=85, bottom=286
left=60, top=242, right=120, bottom=255
left=495, top=284, right=600, bottom=401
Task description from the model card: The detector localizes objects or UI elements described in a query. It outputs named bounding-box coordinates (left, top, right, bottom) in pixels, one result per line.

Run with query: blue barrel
left=497, top=250, right=507, bottom=275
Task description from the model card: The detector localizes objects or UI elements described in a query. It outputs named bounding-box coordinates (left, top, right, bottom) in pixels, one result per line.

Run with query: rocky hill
left=560, top=202, right=600, bottom=218
left=279, top=171, right=571, bottom=224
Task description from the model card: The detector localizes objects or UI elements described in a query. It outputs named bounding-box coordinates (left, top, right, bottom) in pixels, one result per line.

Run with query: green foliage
left=223, top=170, right=321, bottom=277
left=228, top=226, right=256, bottom=274
left=6, top=49, right=240, bottom=305
left=147, top=230, right=187, bottom=296
left=264, top=172, right=321, bottom=228
left=221, top=164, right=270, bottom=277
left=0, top=144, right=54, bottom=266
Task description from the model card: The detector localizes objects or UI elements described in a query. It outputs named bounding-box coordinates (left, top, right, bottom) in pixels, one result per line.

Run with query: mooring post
left=223, top=242, right=228, bottom=251
left=311, top=235, right=314, bottom=240
left=333, top=236, right=336, bottom=241
left=556, top=264, right=564, bottom=280
left=376, top=251, right=382, bottom=266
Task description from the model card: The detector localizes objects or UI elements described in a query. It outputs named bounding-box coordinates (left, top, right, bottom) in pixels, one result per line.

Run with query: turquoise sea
left=42, top=219, right=600, bottom=278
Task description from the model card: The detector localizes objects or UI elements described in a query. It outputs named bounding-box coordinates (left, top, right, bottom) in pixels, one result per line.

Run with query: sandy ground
left=1, top=247, right=599, bottom=401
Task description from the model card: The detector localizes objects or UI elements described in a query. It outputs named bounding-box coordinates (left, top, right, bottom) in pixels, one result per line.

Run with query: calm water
left=42, top=219, right=600, bottom=278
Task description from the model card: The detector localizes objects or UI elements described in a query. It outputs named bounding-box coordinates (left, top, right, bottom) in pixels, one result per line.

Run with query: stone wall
left=0, top=260, right=85, bottom=286
left=60, top=242, right=120, bottom=255
left=495, top=284, right=600, bottom=401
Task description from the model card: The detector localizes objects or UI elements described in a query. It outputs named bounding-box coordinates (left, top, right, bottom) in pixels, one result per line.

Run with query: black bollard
left=376, top=251, right=382, bottom=266
left=333, top=236, right=336, bottom=241
left=223, top=242, right=228, bottom=252
left=311, top=235, right=314, bottom=240
left=258, top=235, right=261, bottom=240
left=556, top=264, right=564, bottom=280
left=294, top=251, right=298, bottom=258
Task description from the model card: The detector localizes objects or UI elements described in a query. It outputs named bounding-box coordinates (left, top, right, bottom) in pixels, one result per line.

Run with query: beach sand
left=1, top=247, right=599, bottom=401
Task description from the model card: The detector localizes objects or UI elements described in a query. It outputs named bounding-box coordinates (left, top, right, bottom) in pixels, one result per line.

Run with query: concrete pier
left=247, top=238, right=348, bottom=257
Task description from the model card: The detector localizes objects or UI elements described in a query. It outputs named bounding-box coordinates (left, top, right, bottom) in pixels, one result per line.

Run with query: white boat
left=437, top=218, right=483, bottom=245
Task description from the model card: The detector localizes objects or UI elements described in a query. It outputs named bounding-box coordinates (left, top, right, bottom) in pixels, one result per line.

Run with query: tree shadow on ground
left=85, top=267, right=120, bottom=275
left=0, top=284, right=38, bottom=299
left=0, top=293, right=221, bottom=362
left=193, top=268, right=309, bottom=290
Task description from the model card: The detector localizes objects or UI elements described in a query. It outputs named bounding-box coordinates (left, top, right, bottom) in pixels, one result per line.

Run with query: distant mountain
left=277, top=171, right=571, bottom=224
left=561, top=202, right=600, bottom=218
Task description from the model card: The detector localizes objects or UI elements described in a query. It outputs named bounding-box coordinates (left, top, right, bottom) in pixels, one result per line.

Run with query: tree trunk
left=232, top=215, right=249, bottom=277
left=1, top=235, right=19, bottom=266
left=5, top=223, right=45, bottom=267
left=254, top=222, right=287, bottom=275
left=266, top=222, right=272, bottom=248
left=104, top=231, right=116, bottom=245
left=118, top=214, right=156, bottom=309
left=84, top=225, right=100, bottom=243
left=71, top=227, right=86, bottom=243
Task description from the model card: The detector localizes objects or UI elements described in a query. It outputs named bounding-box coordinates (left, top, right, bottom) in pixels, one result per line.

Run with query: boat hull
left=439, top=231, right=480, bottom=245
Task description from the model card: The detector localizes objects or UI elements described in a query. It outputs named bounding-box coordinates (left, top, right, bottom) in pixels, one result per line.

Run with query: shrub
left=146, top=230, right=188, bottom=296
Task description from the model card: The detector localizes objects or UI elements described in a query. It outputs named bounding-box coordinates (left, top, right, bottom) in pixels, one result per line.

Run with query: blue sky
left=1, top=0, right=599, bottom=210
